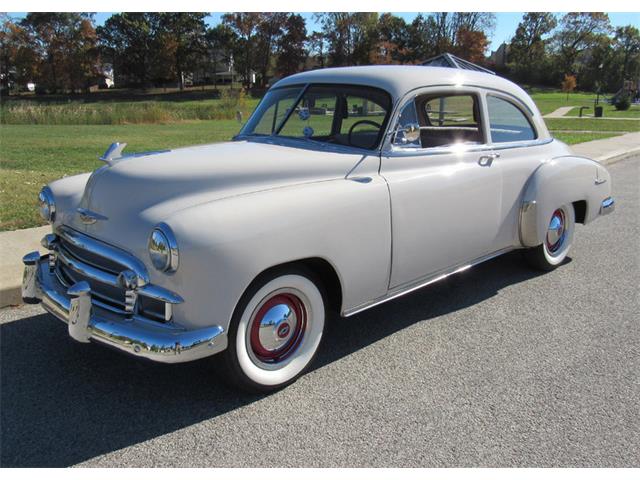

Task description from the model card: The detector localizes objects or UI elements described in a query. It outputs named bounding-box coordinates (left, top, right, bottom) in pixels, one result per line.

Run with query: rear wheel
left=524, top=204, right=575, bottom=271
left=219, top=267, right=326, bottom=393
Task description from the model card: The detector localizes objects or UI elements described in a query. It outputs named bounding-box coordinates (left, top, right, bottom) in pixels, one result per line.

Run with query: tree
left=552, top=13, right=612, bottom=76
left=561, top=73, right=577, bottom=100
left=276, top=14, right=307, bottom=78
left=614, top=26, right=640, bottom=83
left=373, top=13, right=409, bottom=64
left=509, top=13, right=557, bottom=82
left=156, top=13, right=207, bottom=90
left=314, top=13, right=379, bottom=66
left=97, top=13, right=156, bottom=87
left=453, top=28, right=489, bottom=64
left=406, top=14, right=439, bottom=62
left=255, top=13, right=287, bottom=87
left=222, top=13, right=262, bottom=88
left=307, top=31, right=326, bottom=68
left=0, top=15, right=39, bottom=91
left=205, top=24, right=236, bottom=90
left=18, top=13, right=100, bottom=93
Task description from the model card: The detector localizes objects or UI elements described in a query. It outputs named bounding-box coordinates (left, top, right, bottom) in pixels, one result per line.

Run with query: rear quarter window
left=486, top=95, right=537, bottom=143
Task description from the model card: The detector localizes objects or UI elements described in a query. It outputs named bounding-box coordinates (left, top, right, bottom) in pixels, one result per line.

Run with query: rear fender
left=519, top=156, right=611, bottom=247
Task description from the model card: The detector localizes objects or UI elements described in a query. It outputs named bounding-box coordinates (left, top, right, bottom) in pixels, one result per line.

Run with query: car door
left=380, top=88, right=503, bottom=290
left=482, top=93, right=551, bottom=250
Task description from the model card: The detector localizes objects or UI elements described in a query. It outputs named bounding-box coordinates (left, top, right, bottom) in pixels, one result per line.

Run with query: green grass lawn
left=0, top=121, right=241, bottom=230
left=529, top=91, right=640, bottom=118
left=551, top=132, right=619, bottom=145
left=566, top=105, right=640, bottom=118
left=545, top=118, right=640, bottom=132
left=530, top=92, right=598, bottom=115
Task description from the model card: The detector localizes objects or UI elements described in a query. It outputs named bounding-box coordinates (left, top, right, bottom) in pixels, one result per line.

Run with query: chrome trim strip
left=26, top=258, right=226, bottom=363
left=343, top=247, right=514, bottom=317
left=57, top=244, right=119, bottom=287
left=600, top=197, right=615, bottom=216
left=138, top=284, right=184, bottom=305
left=57, top=225, right=150, bottom=285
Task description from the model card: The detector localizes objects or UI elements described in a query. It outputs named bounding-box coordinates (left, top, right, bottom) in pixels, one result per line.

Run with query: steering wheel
left=347, top=120, right=382, bottom=148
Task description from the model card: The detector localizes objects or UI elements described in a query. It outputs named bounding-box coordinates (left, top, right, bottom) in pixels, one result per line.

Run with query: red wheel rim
left=249, top=293, right=307, bottom=363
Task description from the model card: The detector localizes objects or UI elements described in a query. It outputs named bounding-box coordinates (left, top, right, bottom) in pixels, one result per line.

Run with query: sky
left=8, top=12, right=640, bottom=51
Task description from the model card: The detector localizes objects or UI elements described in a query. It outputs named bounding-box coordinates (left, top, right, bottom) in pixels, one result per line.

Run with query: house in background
left=488, top=43, right=509, bottom=69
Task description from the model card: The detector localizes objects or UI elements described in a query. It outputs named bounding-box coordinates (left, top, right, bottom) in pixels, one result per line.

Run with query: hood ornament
left=77, top=208, right=108, bottom=225
left=99, top=142, right=127, bottom=166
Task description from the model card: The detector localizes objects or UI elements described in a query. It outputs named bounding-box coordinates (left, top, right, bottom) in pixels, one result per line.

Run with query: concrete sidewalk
left=0, top=226, right=50, bottom=307
left=1, top=133, right=639, bottom=308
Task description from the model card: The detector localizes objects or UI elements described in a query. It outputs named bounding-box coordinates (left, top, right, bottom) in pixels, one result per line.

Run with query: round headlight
left=38, top=186, right=56, bottom=222
left=148, top=223, right=179, bottom=273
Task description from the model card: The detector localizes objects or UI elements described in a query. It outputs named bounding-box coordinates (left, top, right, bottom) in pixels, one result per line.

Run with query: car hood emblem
left=77, top=208, right=108, bottom=225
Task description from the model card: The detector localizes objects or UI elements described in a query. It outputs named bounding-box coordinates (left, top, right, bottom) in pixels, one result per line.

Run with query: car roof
left=273, top=65, right=538, bottom=114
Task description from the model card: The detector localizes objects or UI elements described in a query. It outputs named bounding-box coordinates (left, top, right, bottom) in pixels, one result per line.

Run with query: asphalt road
left=1, top=157, right=638, bottom=468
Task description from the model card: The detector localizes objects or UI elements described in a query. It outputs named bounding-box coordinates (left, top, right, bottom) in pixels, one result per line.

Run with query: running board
left=342, top=247, right=515, bottom=317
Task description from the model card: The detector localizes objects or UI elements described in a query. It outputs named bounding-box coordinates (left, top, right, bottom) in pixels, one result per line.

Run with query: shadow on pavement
left=0, top=251, right=547, bottom=467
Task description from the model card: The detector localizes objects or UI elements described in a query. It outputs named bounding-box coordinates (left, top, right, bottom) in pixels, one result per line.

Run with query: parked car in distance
left=23, top=65, right=615, bottom=392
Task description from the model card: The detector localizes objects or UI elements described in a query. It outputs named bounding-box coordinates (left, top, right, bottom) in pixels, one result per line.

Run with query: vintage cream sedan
left=23, top=65, right=615, bottom=392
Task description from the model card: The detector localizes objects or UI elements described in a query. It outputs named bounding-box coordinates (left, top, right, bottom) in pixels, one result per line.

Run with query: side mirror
left=403, top=123, right=421, bottom=143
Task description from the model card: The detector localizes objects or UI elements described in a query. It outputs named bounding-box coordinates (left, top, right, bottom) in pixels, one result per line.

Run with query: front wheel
left=218, top=267, right=326, bottom=393
left=523, top=204, right=575, bottom=271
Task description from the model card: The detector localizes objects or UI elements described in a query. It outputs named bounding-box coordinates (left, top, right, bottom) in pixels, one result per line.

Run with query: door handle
left=478, top=153, right=499, bottom=167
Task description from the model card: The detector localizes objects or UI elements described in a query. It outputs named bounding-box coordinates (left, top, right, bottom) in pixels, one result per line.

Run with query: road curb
left=597, top=148, right=640, bottom=166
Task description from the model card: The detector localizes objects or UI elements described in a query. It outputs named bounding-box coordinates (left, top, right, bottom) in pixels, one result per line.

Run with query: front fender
left=47, top=172, right=92, bottom=229
left=519, top=155, right=612, bottom=247
left=156, top=175, right=392, bottom=331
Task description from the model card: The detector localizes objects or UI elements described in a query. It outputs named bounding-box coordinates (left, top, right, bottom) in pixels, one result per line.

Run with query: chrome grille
left=56, top=235, right=130, bottom=313
left=49, top=225, right=182, bottom=322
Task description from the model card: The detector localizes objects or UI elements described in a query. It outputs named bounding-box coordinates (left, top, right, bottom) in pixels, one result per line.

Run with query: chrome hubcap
left=546, top=209, right=566, bottom=254
left=249, top=293, right=306, bottom=363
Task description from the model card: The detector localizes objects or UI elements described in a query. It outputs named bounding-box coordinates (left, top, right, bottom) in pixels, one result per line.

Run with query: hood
left=67, top=140, right=367, bottom=247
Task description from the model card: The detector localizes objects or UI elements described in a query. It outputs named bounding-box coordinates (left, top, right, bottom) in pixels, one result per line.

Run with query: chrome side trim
left=600, top=197, right=615, bottom=216
left=343, top=247, right=514, bottom=317
left=385, top=137, right=553, bottom=158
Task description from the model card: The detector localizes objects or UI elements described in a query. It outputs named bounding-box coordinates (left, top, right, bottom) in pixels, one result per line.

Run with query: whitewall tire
left=219, top=267, right=326, bottom=392
left=524, top=204, right=575, bottom=271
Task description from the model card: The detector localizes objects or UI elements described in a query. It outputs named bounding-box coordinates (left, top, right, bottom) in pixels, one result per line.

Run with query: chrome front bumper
left=22, top=254, right=227, bottom=363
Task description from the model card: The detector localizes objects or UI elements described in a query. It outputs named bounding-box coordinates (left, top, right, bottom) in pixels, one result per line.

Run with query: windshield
left=239, top=84, right=392, bottom=150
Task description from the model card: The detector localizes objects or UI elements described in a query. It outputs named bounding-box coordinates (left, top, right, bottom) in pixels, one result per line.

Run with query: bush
left=614, top=94, right=631, bottom=111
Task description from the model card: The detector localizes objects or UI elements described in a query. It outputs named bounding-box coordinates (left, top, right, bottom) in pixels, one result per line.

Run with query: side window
left=392, top=100, right=421, bottom=147
left=486, top=96, right=536, bottom=143
left=279, top=91, right=337, bottom=138
left=250, top=87, right=301, bottom=135
left=420, top=94, right=483, bottom=148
